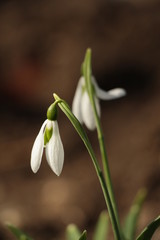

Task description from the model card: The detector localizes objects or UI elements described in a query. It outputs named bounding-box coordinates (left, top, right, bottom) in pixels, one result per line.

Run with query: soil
left=0, top=1, right=160, bottom=239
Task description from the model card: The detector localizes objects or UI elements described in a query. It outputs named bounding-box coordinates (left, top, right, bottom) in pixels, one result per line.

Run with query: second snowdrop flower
left=72, top=76, right=126, bottom=130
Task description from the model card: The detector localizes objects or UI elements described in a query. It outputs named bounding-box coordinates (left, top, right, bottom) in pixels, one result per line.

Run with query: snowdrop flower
left=31, top=119, right=64, bottom=176
left=72, top=76, right=126, bottom=130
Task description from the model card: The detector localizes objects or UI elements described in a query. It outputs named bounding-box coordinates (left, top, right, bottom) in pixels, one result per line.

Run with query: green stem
left=54, top=94, right=121, bottom=240
left=83, top=49, right=122, bottom=239
left=93, top=98, right=122, bottom=233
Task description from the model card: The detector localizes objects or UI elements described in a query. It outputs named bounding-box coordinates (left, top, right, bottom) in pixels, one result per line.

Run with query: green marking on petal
left=44, top=126, right=53, bottom=146
left=82, top=84, right=86, bottom=94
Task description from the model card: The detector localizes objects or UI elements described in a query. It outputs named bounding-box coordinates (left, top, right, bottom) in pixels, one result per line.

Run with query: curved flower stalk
left=54, top=93, right=122, bottom=240
left=31, top=119, right=64, bottom=176
left=72, top=76, right=126, bottom=130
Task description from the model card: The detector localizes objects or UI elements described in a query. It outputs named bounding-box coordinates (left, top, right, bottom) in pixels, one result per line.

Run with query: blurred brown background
left=0, top=0, right=160, bottom=239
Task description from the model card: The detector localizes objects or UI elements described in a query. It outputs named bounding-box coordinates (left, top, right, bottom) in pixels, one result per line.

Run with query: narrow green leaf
left=6, top=223, right=33, bottom=240
left=123, top=189, right=147, bottom=240
left=79, top=230, right=87, bottom=240
left=136, top=216, right=160, bottom=240
left=66, top=224, right=81, bottom=240
left=93, top=211, right=109, bottom=240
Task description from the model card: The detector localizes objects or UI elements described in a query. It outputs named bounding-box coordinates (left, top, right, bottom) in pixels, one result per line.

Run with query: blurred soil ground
left=0, top=0, right=160, bottom=239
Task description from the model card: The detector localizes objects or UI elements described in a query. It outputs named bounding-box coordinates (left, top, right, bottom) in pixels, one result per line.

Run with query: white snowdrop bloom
left=72, top=76, right=126, bottom=130
left=31, top=119, right=64, bottom=176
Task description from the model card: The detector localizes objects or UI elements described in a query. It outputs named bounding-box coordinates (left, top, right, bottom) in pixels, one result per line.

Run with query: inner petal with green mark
left=44, top=122, right=53, bottom=146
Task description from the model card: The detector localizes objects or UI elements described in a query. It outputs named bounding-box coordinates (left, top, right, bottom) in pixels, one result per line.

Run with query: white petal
left=92, top=77, right=126, bottom=100
left=72, top=77, right=85, bottom=123
left=30, top=120, right=47, bottom=173
left=45, top=121, right=64, bottom=176
left=81, top=91, right=99, bottom=130
left=102, top=88, right=126, bottom=100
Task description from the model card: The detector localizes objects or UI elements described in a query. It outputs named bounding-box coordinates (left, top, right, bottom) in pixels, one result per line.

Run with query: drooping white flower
left=31, top=119, right=64, bottom=176
left=72, top=76, right=126, bottom=130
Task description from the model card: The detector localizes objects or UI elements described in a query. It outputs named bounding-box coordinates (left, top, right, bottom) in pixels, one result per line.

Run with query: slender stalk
left=92, top=97, right=121, bottom=231
left=83, top=49, right=122, bottom=238
left=54, top=94, right=122, bottom=240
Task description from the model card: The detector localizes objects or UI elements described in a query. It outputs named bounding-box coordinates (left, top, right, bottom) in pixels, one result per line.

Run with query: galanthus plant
left=7, top=49, right=160, bottom=240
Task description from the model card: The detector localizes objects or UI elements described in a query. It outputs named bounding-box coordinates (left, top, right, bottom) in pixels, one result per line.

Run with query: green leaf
left=66, top=224, right=81, bottom=240
left=136, top=216, right=160, bottom=240
left=79, top=230, right=87, bottom=240
left=6, top=223, right=33, bottom=240
left=66, top=225, right=87, bottom=240
left=123, top=189, right=147, bottom=240
left=93, top=211, right=109, bottom=240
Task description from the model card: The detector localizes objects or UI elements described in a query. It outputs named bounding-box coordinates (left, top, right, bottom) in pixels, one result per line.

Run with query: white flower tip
left=107, top=88, right=126, bottom=99
left=50, top=159, right=63, bottom=177
left=31, top=164, right=38, bottom=173
left=115, top=88, right=126, bottom=96
left=30, top=153, right=41, bottom=173
left=54, top=168, right=62, bottom=176
left=52, top=149, right=64, bottom=176
left=86, top=123, right=96, bottom=131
